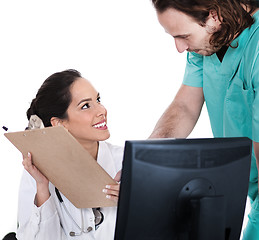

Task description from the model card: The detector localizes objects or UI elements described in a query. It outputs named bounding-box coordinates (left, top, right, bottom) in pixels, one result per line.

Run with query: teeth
left=93, top=122, right=106, bottom=128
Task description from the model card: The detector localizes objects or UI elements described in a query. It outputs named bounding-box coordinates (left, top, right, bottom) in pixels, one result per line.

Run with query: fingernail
left=27, top=152, right=30, bottom=157
left=106, top=195, right=111, bottom=199
left=102, top=189, right=107, bottom=193
left=106, top=185, right=110, bottom=189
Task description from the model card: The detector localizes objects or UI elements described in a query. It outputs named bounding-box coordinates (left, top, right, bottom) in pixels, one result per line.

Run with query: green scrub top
left=183, top=10, right=259, bottom=240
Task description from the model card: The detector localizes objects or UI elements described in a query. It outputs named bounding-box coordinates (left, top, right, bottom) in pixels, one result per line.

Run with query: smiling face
left=157, top=8, right=221, bottom=56
left=61, top=77, right=110, bottom=147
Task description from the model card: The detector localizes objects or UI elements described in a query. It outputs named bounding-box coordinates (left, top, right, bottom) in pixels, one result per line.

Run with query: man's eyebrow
left=173, top=34, right=190, bottom=39
left=164, top=30, right=190, bottom=39
left=77, top=98, right=92, bottom=106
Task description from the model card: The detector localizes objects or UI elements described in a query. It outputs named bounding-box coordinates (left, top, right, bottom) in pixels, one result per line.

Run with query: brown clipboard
left=4, top=126, right=117, bottom=208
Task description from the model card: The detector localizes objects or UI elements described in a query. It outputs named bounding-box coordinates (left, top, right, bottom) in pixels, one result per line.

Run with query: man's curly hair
left=152, top=0, right=258, bottom=48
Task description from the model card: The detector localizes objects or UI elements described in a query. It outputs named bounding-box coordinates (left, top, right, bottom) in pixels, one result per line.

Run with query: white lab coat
left=16, top=141, right=124, bottom=240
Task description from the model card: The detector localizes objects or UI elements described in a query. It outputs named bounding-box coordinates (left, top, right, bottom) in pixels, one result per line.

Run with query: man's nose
left=174, top=39, right=188, bottom=53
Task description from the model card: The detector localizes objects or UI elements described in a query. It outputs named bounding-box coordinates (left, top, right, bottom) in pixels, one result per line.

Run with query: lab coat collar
left=96, top=141, right=117, bottom=178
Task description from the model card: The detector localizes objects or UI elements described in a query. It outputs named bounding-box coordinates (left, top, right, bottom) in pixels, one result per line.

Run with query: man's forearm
left=149, top=85, right=204, bottom=139
left=149, top=101, right=201, bottom=138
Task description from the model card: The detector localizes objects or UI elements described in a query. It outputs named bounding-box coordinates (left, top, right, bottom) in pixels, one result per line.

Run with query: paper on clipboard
left=4, top=126, right=117, bottom=208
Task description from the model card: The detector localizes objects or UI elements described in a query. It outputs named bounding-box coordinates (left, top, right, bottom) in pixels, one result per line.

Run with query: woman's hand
left=23, top=152, right=49, bottom=185
left=22, top=152, right=50, bottom=206
left=103, top=170, right=121, bottom=203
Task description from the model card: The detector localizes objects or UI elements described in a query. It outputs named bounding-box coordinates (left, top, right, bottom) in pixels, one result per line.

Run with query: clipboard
left=4, top=126, right=117, bottom=208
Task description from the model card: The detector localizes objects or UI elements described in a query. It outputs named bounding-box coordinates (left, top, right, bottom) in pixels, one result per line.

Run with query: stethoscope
left=55, top=187, right=104, bottom=237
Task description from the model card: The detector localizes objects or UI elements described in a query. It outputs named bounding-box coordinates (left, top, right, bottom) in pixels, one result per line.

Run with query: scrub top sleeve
left=183, top=52, right=203, bottom=88
left=252, top=53, right=259, bottom=142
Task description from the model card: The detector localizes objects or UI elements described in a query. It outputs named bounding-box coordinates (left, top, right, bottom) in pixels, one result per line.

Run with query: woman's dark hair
left=152, top=0, right=258, bottom=48
left=27, top=69, right=82, bottom=127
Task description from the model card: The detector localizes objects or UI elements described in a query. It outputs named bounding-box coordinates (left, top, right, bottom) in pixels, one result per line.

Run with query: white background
left=0, top=0, right=215, bottom=238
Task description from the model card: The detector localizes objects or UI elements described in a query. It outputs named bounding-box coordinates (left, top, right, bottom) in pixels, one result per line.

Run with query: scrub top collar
left=208, top=9, right=259, bottom=78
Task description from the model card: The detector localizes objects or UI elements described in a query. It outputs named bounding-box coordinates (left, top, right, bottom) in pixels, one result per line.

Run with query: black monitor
left=115, top=137, right=252, bottom=240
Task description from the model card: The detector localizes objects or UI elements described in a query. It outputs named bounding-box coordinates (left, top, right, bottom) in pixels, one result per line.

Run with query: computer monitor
left=115, top=137, right=252, bottom=240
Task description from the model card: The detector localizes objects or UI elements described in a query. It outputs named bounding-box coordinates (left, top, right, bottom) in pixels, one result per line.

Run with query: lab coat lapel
left=97, top=141, right=117, bottom=178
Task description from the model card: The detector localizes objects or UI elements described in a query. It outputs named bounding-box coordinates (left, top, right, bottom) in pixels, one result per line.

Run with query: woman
left=16, top=69, right=123, bottom=240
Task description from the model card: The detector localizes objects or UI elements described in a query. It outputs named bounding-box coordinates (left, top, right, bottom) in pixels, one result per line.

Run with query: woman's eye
left=97, top=96, right=101, bottom=103
left=82, top=103, right=90, bottom=109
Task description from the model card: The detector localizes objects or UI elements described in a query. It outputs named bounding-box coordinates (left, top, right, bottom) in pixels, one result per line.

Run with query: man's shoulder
left=245, top=22, right=259, bottom=55
left=249, top=11, right=259, bottom=42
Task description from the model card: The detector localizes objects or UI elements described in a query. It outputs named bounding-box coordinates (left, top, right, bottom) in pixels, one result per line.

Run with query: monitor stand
left=177, top=179, right=227, bottom=240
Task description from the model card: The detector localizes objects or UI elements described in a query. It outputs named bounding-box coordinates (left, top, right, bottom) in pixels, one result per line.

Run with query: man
left=149, top=0, right=259, bottom=239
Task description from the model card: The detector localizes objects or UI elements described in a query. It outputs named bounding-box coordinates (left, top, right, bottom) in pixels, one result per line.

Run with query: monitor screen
left=114, top=137, right=252, bottom=240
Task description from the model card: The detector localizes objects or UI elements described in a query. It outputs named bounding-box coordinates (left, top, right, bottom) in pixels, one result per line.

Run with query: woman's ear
left=50, top=117, right=69, bottom=131
left=50, top=117, right=62, bottom=127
